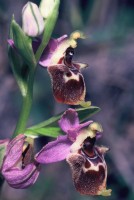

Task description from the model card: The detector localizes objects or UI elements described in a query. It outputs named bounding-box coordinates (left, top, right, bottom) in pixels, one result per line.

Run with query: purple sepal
left=2, top=163, right=40, bottom=189
left=35, top=135, right=72, bottom=164
left=39, top=35, right=68, bottom=67
left=32, top=35, right=68, bottom=67
left=1, top=134, right=40, bottom=189
left=3, top=134, right=26, bottom=170
left=36, top=109, right=94, bottom=165
left=58, top=109, right=79, bottom=134
left=8, top=35, right=68, bottom=68
left=58, top=109, right=93, bottom=141
left=7, top=39, right=15, bottom=48
left=8, top=39, right=18, bottom=53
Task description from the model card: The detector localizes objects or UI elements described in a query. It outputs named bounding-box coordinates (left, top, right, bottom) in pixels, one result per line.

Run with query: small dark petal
left=64, top=47, right=74, bottom=66
left=22, top=142, right=33, bottom=168
left=48, top=65, right=85, bottom=105
left=82, top=137, right=96, bottom=158
left=65, top=47, right=74, bottom=56
left=83, top=137, right=96, bottom=148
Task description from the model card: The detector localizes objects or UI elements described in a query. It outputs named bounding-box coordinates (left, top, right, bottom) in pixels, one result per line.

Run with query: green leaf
left=11, top=17, right=36, bottom=68
left=25, top=127, right=61, bottom=138
left=77, top=106, right=101, bottom=122
left=27, top=114, right=61, bottom=130
left=8, top=46, right=27, bottom=96
left=25, top=106, right=100, bottom=137
left=35, top=0, right=60, bottom=62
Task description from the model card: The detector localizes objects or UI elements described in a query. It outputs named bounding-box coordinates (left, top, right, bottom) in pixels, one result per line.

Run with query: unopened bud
left=22, top=2, right=45, bottom=37
left=39, top=0, right=56, bottom=19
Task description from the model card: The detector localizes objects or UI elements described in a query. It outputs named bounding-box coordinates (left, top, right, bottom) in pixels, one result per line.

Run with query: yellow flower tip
left=88, top=130, right=96, bottom=138
left=98, top=189, right=112, bottom=196
left=80, top=101, right=91, bottom=108
left=88, top=122, right=103, bottom=133
left=70, top=31, right=86, bottom=40
left=68, top=31, right=86, bottom=49
left=69, top=39, right=77, bottom=48
left=26, top=137, right=34, bottom=145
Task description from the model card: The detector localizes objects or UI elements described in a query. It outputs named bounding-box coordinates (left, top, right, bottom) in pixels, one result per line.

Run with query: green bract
left=10, top=18, right=36, bottom=68
left=8, top=46, right=27, bottom=96
left=35, top=0, right=60, bottom=62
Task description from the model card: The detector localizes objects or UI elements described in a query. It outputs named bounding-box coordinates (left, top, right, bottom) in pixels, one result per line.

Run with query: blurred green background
left=0, top=0, right=134, bottom=199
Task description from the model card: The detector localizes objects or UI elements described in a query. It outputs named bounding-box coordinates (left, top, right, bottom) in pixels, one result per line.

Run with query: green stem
left=13, top=70, right=35, bottom=138
left=35, top=0, right=60, bottom=62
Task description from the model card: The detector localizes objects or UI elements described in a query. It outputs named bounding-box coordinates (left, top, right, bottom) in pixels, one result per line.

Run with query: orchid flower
left=1, top=134, right=40, bottom=189
left=37, top=32, right=88, bottom=105
left=35, top=108, right=93, bottom=163
left=35, top=108, right=111, bottom=196
left=67, top=136, right=111, bottom=196
left=38, top=32, right=86, bottom=67
left=8, top=31, right=88, bottom=105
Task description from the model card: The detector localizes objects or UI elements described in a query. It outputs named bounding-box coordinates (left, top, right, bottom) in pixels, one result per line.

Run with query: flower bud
left=22, top=2, right=45, bottom=37
left=39, top=0, right=56, bottom=19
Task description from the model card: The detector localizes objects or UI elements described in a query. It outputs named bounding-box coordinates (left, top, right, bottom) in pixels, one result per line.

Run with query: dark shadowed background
left=0, top=0, right=134, bottom=199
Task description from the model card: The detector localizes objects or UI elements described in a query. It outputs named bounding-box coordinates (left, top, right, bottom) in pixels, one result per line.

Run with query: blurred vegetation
left=0, top=0, right=134, bottom=199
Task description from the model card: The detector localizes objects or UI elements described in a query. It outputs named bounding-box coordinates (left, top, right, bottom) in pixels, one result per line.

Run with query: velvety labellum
left=47, top=46, right=86, bottom=105
left=67, top=137, right=107, bottom=195
left=48, top=65, right=85, bottom=105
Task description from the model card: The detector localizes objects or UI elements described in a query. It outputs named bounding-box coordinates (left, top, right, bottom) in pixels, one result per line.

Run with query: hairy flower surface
left=1, top=134, right=40, bottom=189
left=67, top=138, right=111, bottom=196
